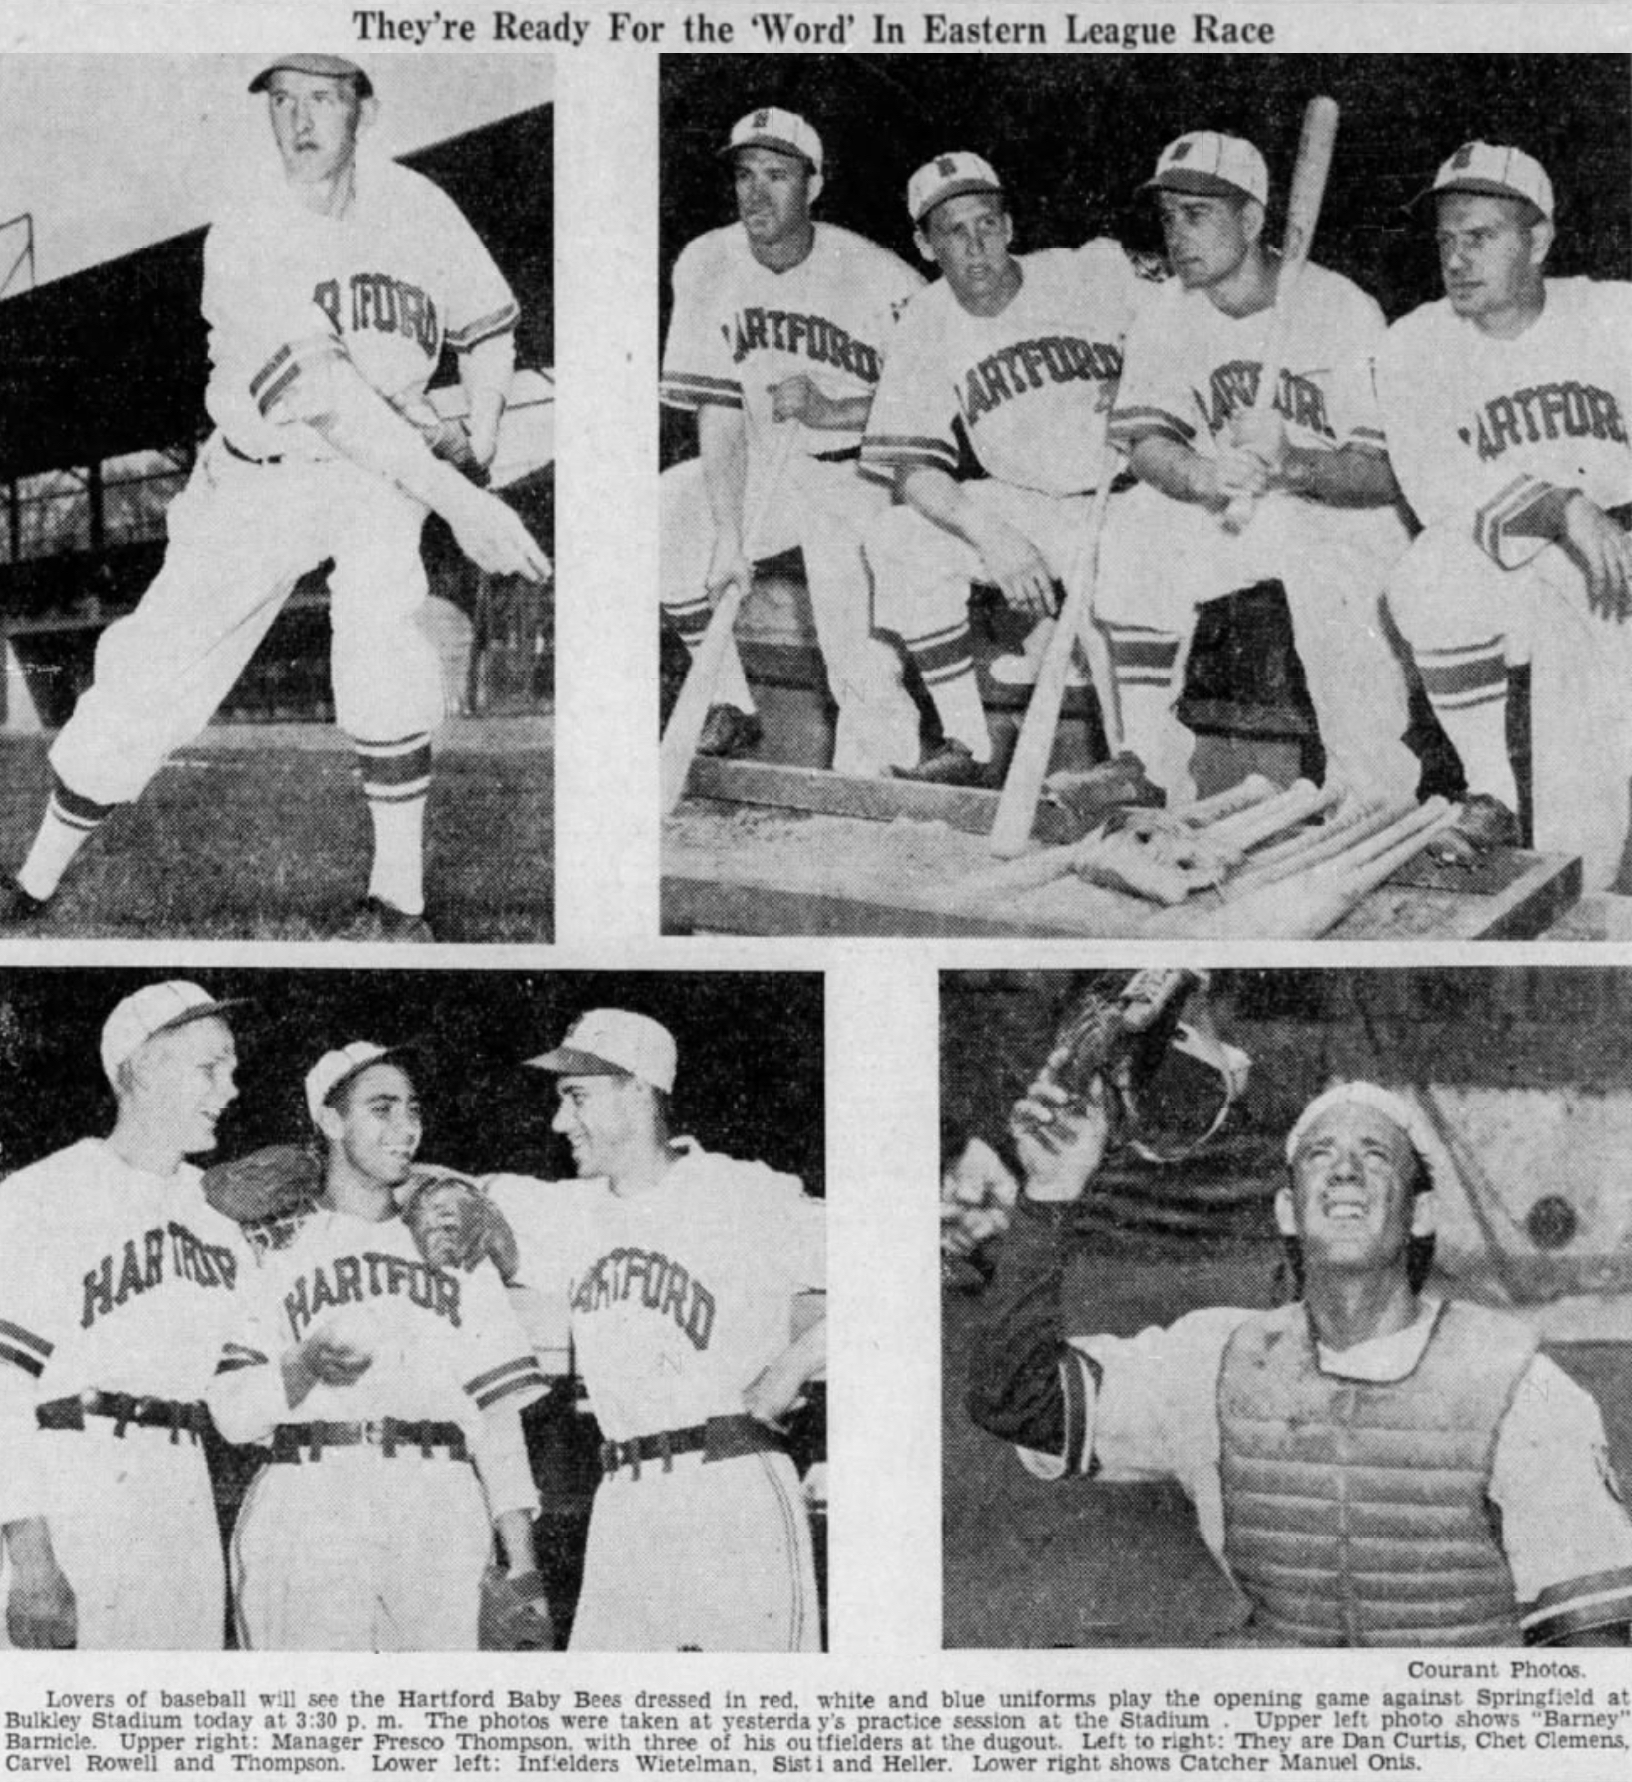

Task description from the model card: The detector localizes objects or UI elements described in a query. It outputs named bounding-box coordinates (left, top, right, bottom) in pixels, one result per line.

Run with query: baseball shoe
left=1431, top=793, right=1521, bottom=865
left=697, top=705, right=764, bottom=759
left=0, top=877, right=49, bottom=928
left=891, top=739, right=993, bottom=788
left=342, top=897, right=436, bottom=944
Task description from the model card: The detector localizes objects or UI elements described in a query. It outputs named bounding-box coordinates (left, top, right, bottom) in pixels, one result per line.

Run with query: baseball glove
left=203, top=1144, right=321, bottom=1238
left=478, top=1567, right=555, bottom=1651
left=393, top=395, right=490, bottom=487
left=401, top=1174, right=520, bottom=1282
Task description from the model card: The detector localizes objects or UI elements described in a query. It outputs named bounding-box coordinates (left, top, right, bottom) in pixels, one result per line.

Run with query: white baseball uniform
left=861, top=242, right=1148, bottom=753
left=1377, top=278, right=1632, bottom=885
left=207, top=1207, right=545, bottom=1651
left=46, top=154, right=518, bottom=824
left=1098, top=262, right=1418, bottom=804
left=1020, top=1297, right=1632, bottom=1642
left=661, top=221, right=922, bottom=764
left=488, top=1140, right=824, bottom=1651
left=0, top=1138, right=251, bottom=1649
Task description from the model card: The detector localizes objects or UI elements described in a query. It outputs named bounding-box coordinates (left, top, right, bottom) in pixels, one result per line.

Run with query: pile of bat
left=954, top=775, right=1461, bottom=938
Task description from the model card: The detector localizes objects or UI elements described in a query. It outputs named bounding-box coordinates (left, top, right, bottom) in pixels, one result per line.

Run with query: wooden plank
left=685, top=756, right=1081, bottom=844
left=1390, top=847, right=1546, bottom=896
left=1331, top=850, right=1581, bottom=942
left=662, top=873, right=1095, bottom=939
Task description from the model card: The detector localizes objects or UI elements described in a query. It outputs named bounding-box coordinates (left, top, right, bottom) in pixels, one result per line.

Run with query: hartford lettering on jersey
left=81, top=1222, right=239, bottom=1330
left=281, top=1253, right=461, bottom=1341
left=958, top=336, right=1122, bottom=426
left=1464, top=381, right=1627, bottom=461
left=730, top=308, right=881, bottom=383
left=314, top=273, right=439, bottom=355
left=1204, top=361, right=1334, bottom=440
left=571, top=1246, right=717, bottom=1352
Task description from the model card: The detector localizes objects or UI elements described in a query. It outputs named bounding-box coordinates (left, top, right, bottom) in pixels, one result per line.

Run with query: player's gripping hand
left=1010, top=1069, right=1111, bottom=1204
left=743, top=1351, right=811, bottom=1430
left=1564, top=493, right=1632, bottom=621
left=705, top=528, right=753, bottom=605
left=769, top=374, right=840, bottom=430
left=442, top=481, right=551, bottom=584
left=281, top=1327, right=374, bottom=1410
left=974, top=518, right=1057, bottom=619
left=6, top=1546, right=76, bottom=1649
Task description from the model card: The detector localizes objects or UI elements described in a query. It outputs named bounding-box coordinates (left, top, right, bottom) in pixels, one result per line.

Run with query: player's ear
left=1410, top=1190, right=1435, bottom=1240
left=806, top=170, right=824, bottom=208
left=357, top=95, right=379, bottom=136
left=1274, top=1182, right=1298, bottom=1238
left=314, top=1105, right=346, bottom=1146
left=913, top=227, right=936, bottom=265
left=1527, top=215, right=1554, bottom=270
left=1240, top=198, right=1266, bottom=248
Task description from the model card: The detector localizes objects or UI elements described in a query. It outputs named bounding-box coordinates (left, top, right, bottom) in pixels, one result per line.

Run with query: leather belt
left=600, top=1413, right=784, bottom=1480
left=811, top=446, right=861, bottom=464
left=37, top=1391, right=206, bottom=1443
left=223, top=436, right=284, bottom=467
left=271, top=1418, right=469, bottom=1464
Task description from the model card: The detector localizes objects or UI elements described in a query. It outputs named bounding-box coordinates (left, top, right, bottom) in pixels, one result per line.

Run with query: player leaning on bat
left=1098, top=123, right=1419, bottom=811
left=661, top=107, right=924, bottom=774
left=965, top=1060, right=1632, bottom=1647
left=861, top=153, right=1160, bottom=787
left=0, top=54, right=548, bottom=942
left=1376, top=143, right=1632, bottom=888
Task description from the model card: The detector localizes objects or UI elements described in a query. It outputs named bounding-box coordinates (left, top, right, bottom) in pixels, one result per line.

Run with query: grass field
left=0, top=719, right=552, bottom=942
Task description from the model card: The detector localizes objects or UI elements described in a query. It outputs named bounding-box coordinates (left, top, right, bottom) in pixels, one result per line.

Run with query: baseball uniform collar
left=1309, top=1295, right=1443, bottom=1382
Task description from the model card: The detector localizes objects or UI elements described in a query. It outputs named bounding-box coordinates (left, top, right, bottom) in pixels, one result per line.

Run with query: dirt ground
left=942, top=1235, right=1632, bottom=1649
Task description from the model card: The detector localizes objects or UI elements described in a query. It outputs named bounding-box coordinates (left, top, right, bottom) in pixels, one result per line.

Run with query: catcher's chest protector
left=1218, top=1301, right=1536, bottom=1646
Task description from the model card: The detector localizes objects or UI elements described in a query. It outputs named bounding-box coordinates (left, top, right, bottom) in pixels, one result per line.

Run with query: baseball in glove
left=393, top=394, right=491, bottom=487
left=203, top=1144, right=322, bottom=1247
left=479, top=1566, right=555, bottom=1651
left=401, top=1174, right=520, bottom=1282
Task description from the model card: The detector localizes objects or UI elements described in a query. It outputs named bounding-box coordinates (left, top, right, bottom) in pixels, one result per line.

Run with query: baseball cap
left=248, top=54, right=374, bottom=100
left=908, top=152, right=1004, bottom=225
left=721, top=108, right=822, bottom=177
left=1425, top=141, right=1554, bottom=220
left=527, top=1010, right=678, bottom=1095
left=1142, top=133, right=1269, bottom=207
left=101, top=982, right=239, bottom=1085
left=1285, top=1081, right=1437, bottom=1176
left=305, top=1040, right=414, bottom=1125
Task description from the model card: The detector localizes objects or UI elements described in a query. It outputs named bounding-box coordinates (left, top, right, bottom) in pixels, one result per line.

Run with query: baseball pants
left=570, top=1449, right=818, bottom=1652
left=1094, top=482, right=1419, bottom=806
left=34, top=1424, right=224, bottom=1649
left=1388, top=522, right=1632, bottom=889
left=661, top=454, right=917, bottom=773
left=231, top=1449, right=493, bottom=1651
left=867, top=481, right=1113, bottom=762
left=50, top=436, right=446, bottom=807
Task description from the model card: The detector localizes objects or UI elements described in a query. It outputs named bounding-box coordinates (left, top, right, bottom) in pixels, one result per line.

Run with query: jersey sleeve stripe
left=661, top=373, right=744, bottom=413
left=214, top=1343, right=270, bottom=1376
left=446, top=301, right=521, bottom=352
left=1473, top=473, right=1547, bottom=561
left=859, top=436, right=959, bottom=478
left=1520, top=1565, right=1632, bottom=1644
left=250, top=338, right=350, bottom=419
left=470, top=1358, right=548, bottom=1410
left=464, top=1356, right=538, bottom=1396
left=0, top=1318, right=52, bottom=1362
left=1108, top=405, right=1194, bottom=447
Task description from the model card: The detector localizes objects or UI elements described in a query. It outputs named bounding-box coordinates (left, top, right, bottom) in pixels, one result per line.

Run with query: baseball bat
left=989, top=441, right=1122, bottom=859
left=1173, top=774, right=1280, bottom=829
left=1223, top=95, right=1340, bottom=534
left=660, top=421, right=799, bottom=818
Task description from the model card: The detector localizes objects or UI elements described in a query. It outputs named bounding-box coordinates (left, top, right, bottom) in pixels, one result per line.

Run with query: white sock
left=1431, top=697, right=1519, bottom=812
left=926, top=669, right=993, bottom=761
left=356, top=735, right=431, bottom=916
left=17, top=782, right=112, bottom=900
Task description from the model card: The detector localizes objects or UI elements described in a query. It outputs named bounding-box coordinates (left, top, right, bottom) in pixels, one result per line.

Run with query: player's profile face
left=1278, top=1103, right=1425, bottom=1278
left=328, top=1061, right=423, bottom=1188
left=1435, top=192, right=1547, bottom=328
left=1157, top=190, right=1253, bottom=290
left=266, top=70, right=367, bottom=187
left=552, top=1074, right=646, bottom=1178
left=733, top=146, right=813, bottom=251
left=919, top=192, right=1015, bottom=314
left=135, top=1016, right=239, bottom=1157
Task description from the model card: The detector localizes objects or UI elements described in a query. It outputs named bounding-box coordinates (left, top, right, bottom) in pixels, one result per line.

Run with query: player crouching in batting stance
left=964, top=1069, right=1632, bottom=1645
left=1376, top=144, right=1632, bottom=887
left=861, top=154, right=1156, bottom=786
left=1096, top=132, right=1418, bottom=809
left=0, top=55, right=549, bottom=941
left=207, top=1042, right=550, bottom=1650
left=661, top=108, right=923, bottom=773
left=1, top=982, right=250, bottom=1648
left=483, top=1010, right=826, bottom=1649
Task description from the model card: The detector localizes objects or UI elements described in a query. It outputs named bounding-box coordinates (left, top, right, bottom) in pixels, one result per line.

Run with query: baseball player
left=967, top=1076, right=1632, bottom=1646
left=661, top=107, right=924, bottom=774
left=0, top=55, right=548, bottom=941
left=1376, top=143, right=1632, bottom=888
left=484, top=1009, right=825, bottom=1650
left=0, top=981, right=250, bottom=1649
left=207, top=1042, right=548, bottom=1650
left=1096, top=132, right=1419, bottom=809
left=861, top=153, right=1154, bottom=785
